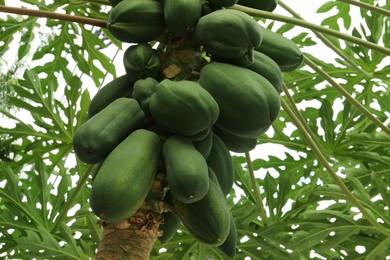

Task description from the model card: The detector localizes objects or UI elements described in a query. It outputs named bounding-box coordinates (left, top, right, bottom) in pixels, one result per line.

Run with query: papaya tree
left=1, top=0, right=390, bottom=259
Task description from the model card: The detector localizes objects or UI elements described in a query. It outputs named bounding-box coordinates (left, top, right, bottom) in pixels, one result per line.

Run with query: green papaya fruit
left=149, top=79, right=219, bottom=138
left=214, top=126, right=257, bottom=153
left=158, top=211, right=181, bottom=243
left=107, top=0, right=166, bottom=43
left=163, top=0, right=202, bottom=36
left=73, top=98, right=145, bottom=164
left=88, top=74, right=134, bottom=118
left=194, top=9, right=262, bottom=64
left=163, top=135, right=209, bottom=203
left=245, top=50, right=283, bottom=93
left=208, top=0, right=238, bottom=8
left=89, top=129, right=162, bottom=222
left=173, top=169, right=231, bottom=246
left=199, top=62, right=280, bottom=138
left=193, top=128, right=213, bottom=159
left=256, top=26, right=303, bottom=71
left=218, top=212, right=237, bottom=257
left=132, top=77, right=159, bottom=115
left=123, top=43, right=161, bottom=82
left=237, top=0, right=278, bottom=12
left=206, top=134, right=234, bottom=196
left=108, top=0, right=122, bottom=7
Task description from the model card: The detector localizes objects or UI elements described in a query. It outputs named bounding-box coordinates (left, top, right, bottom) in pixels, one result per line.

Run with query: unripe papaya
left=107, top=0, right=166, bottom=43
left=73, top=98, right=145, bottom=164
left=193, top=128, right=213, bottom=159
left=194, top=9, right=262, bottom=64
left=206, top=134, right=234, bottom=196
left=163, top=0, right=202, bottom=36
left=163, top=135, right=209, bottom=203
left=158, top=211, right=181, bottom=243
left=218, top=212, right=237, bottom=257
left=89, top=129, right=162, bottom=222
left=256, top=26, right=303, bottom=71
left=108, top=0, right=122, bottom=7
left=199, top=62, right=280, bottom=138
left=173, top=169, right=231, bottom=246
left=123, top=43, right=161, bottom=82
left=214, top=126, right=257, bottom=153
left=149, top=79, right=219, bottom=138
left=245, top=50, right=283, bottom=93
left=88, top=74, right=134, bottom=118
left=238, top=0, right=278, bottom=12
left=208, top=0, right=238, bottom=8
left=132, top=77, right=158, bottom=115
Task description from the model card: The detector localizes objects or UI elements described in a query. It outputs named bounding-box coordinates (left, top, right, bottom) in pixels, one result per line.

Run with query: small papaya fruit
left=132, top=77, right=159, bottom=115
left=158, top=211, right=181, bottom=243
left=256, top=26, right=303, bottom=71
left=123, top=43, right=161, bottom=82
left=193, top=128, right=213, bottom=159
left=163, top=135, right=209, bottom=203
left=214, top=126, right=257, bottom=153
left=163, top=0, right=202, bottom=36
left=194, top=9, right=262, bottom=64
left=173, top=169, right=231, bottom=246
left=107, top=0, right=166, bottom=43
left=237, top=0, right=278, bottom=12
left=208, top=0, right=238, bottom=8
left=88, top=74, right=134, bottom=118
left=73, top=98, right=145, bottom=164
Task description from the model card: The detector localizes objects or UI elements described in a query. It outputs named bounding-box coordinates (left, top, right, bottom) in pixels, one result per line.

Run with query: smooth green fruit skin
left=214, top=126, right=257, bottom=153
left=256, top=26, right=303, bottom=71
left=123, top=43, right=161, bottom=83
left=238, top=0, right=278, bottom=12
left=164, top=0, right=202, bottom=36
left=107, top=0, right=165, bottom=43
left=199, top=62, right=281, bottom=138
left=163, top=135, right=209, bottom=203
left=132, top=77, right=158, bottom=115
left=206, top=134, right=234, bottom=196
left=158, top=211, right=181, bottom=243
left=173, top=171, right=231, bottom=246
left=89, top=129, right=162, bottom=222
left=218, top=212, right=237, bottom=257
left=149, top=79, right=219, bottom=138
left=193, top=128, right=213, bottom=159
left=73, top=98, right=145, bottom=164
left=208, top=0, right=238, bottom=8
left=194, top=9, right=262, bottom=61
left=88, top=75, right=134, bottom=118
left=245, top=50, right=283, bottom=94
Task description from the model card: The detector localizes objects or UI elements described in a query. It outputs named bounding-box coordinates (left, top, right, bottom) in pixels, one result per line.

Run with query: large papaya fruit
left=163, top=135, right=209, bottom=203
left=245, top=50, right=283, bottom=93
left=256, top=26, right=303, bottom=71
left=73, top=98, right=145, bottom=164
left=199, top=62, right=280, bottom=138
left=163, top=0, right=202, bottom=36
left=173, top=169, right=231, bottom=246
left=214, top=126, right=257, bottom=153
left=194, top=9, right=262, bottom=64
left=123, top=43, right=161, bottom=82
left=149, top=79, right=219, bottom=138
left=237, top=0, right=278, bottom=12
left=87, top=74, right=134, bottom=118
left=206, top=134, right=234, bottom=196
left=89, top=129, right=162, bottom=222
left=107, top=0, right=166, bottom=43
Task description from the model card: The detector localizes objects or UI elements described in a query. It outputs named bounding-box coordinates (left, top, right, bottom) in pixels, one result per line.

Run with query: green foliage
left=1, top=0, right=390, bottom=259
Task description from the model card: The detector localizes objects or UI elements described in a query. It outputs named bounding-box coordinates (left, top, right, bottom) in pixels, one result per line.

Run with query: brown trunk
left=95, top=177, right=167, bottom=260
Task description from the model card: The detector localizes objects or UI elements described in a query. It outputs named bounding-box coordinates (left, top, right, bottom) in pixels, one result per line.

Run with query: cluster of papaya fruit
left=72, top=0, right=302, bottom=257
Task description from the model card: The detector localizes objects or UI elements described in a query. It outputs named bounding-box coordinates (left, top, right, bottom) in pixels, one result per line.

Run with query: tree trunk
left=95, top=177, right=166, bottom=260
